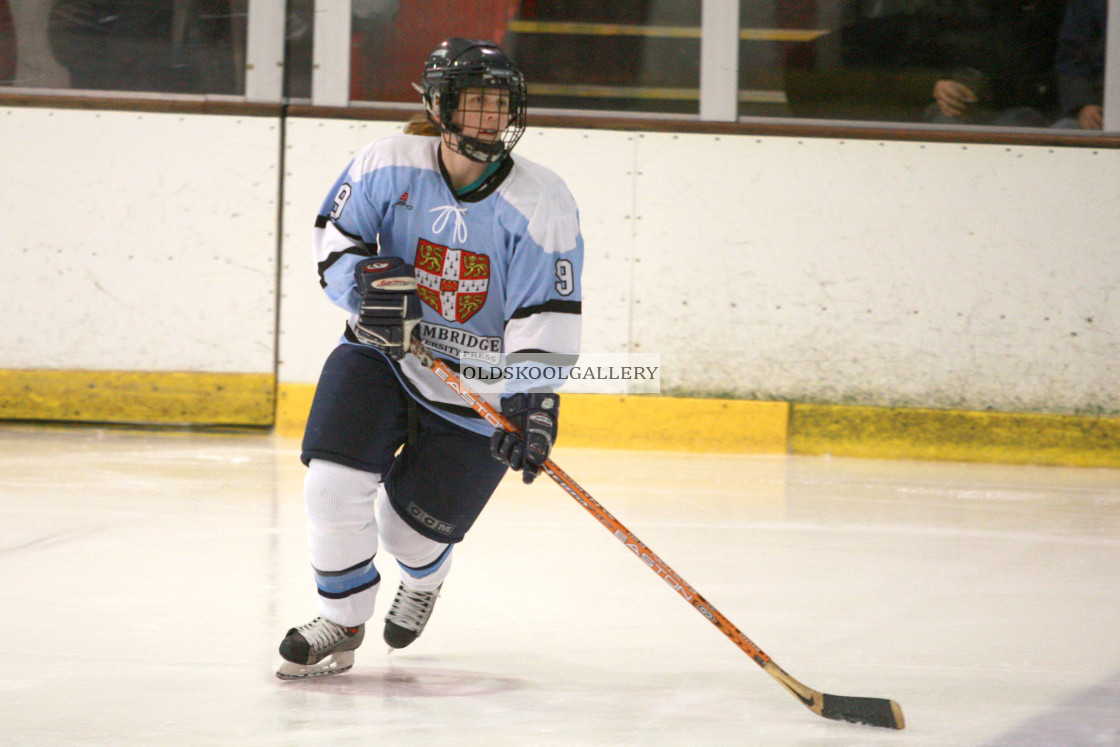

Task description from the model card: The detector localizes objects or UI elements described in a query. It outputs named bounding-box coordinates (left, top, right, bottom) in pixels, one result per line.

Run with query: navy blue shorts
left=301, top=343, right=507, bottom=543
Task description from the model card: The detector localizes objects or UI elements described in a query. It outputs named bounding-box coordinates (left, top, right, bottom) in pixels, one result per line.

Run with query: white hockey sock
left=376, top=486, right=453, bottom=593
left=305, top=459, right=382, bottom=626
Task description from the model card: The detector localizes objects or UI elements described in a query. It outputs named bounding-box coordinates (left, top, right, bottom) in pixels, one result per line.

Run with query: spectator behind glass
left=924, top=0, right=1067, bottom=127
left=1053, top=0, right=1106, bottom=129
left=0, top=0, right=14, bottom=83
left=47, top=0, right=241, bottom=94
left=790, top=1, right=1067, bottom=124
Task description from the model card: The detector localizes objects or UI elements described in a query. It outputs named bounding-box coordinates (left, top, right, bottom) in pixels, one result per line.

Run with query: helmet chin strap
left=448, top=135, right=505, bottom=163
left=440, top=137, right=501, bottom=179
left=429, top=108, right=508, bottom=164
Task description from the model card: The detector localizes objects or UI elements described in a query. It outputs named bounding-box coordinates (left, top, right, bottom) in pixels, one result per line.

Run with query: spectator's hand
left=1078, top=105, right=1103, bottom=130
left=933, top=80, right=978, bottom=118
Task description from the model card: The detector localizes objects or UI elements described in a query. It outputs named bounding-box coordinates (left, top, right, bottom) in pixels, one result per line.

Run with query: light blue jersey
left=313, top=133, right=583, bottom=436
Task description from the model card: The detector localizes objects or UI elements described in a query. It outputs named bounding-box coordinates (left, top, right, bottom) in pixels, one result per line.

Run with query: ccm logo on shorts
left=407, top=502, right=456, bottom=536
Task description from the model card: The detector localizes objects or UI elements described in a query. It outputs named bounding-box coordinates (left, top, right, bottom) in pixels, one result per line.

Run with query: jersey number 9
left=330, top=184, right=352, bottom=220
left=554, top=259, right=574, bottom=296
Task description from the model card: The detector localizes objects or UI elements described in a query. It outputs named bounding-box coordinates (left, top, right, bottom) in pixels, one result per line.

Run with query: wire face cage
left=422, top=38, right=527, bottom=163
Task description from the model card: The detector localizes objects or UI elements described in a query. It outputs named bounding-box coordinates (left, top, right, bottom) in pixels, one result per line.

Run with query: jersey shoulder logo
left=414, top=239, right=490, bottom=323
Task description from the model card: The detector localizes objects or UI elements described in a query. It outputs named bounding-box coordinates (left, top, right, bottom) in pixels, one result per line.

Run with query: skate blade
left=275, top=651, right=355, bottom=680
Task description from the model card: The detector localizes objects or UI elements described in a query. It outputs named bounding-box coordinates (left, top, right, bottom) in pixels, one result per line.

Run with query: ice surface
left=1, top=425, right=1118, bottom=746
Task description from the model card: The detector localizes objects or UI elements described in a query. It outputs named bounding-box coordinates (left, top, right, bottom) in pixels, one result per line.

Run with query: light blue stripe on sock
left=314, top=558, right=380, bottom=595
left=398, top=546, right=453, bottom=579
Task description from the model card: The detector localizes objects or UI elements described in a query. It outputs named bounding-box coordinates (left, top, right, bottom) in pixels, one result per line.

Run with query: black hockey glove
left=353, top=256, right=422, bottom=361
left=489, top=392, right=559, bottom=484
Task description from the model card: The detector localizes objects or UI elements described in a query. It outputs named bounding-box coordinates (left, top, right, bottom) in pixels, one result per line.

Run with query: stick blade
left=820, top=694, right=905, bottom=730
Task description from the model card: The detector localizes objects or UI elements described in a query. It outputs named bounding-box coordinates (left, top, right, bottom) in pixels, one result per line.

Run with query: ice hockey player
left=276, top=37, right=584, bottom=679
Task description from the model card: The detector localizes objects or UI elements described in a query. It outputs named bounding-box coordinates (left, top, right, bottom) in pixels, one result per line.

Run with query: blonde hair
left=404, top=113, right=440, bottom=137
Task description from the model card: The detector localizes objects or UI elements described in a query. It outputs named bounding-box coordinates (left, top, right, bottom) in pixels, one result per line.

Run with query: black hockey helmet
left=419, top=37, right=527, bottom=163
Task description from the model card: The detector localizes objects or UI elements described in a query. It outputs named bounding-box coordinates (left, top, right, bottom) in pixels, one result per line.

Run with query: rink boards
left=0, top=105, right=1117, bottom=467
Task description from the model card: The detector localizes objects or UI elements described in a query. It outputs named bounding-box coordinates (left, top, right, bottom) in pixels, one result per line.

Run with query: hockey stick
left=410, top=338, right=904, bottom=730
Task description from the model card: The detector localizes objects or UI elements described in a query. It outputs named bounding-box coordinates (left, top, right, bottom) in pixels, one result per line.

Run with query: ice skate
left=384, top=583, right=442, bottom=649
left=276, top=617, right=365, bottom=680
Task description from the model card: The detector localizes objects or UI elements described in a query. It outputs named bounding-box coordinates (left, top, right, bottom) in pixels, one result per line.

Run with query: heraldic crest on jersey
left=414, top=238, right=490, bottom=323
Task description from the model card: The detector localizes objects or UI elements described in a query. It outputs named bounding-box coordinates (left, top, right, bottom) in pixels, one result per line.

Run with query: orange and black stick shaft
left=410, top=337, right=904, bottom=729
